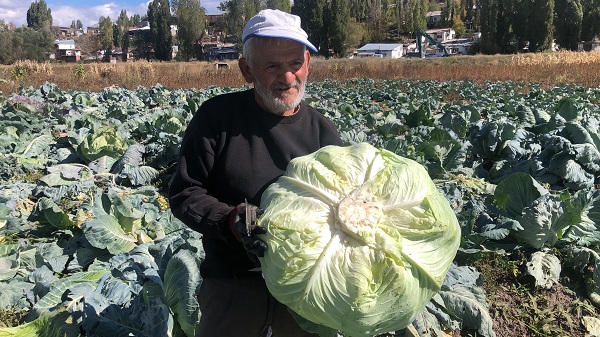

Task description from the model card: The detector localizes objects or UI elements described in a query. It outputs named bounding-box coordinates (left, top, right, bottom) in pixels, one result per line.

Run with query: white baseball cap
left=242, top=9, right=318, bottom=53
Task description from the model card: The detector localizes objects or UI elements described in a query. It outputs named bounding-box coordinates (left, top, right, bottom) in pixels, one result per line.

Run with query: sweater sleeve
left=168, top=105, right=235, bottom=241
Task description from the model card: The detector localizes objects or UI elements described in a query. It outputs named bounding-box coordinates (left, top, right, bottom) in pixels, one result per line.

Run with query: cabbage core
left=337, top=195, right=382, bottom=239
left=258, top=143, right=460, bottom=337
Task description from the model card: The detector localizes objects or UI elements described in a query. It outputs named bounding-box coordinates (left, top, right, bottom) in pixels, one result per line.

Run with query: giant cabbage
left=258, top=142, right=461, bottom=337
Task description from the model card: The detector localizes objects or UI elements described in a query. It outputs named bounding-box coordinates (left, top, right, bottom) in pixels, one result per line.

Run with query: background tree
left=441, top=0, right=457, bottom=27
left=293, top=0, right=326, bottom=51
left=218, top=0, right=248, bottom=41
left=131, top=29, right=153, bottom=60
left=26, top=0, right=52, bottom=31
left=113, top=24, right=123, bottom=49
left=411, top=0, right=428, bottom=34
left=327, top=0, right=351, bottom=56
left=495, top=0, right=516, bottom=53
left=527, top=0, right=554, bottom=52
left=479, top=0, right=501, bottom=53
left=349, top=0, right=369, bottom=22
left=462, top=0, right=478, bottom=32
left=367, top=0, right=386, bottom=42
left=554, top=0, right=583, bottom=50
left=452, top=14, right=466, bottom=37
left=121, top=30, right=130, bottom=61
left=130, top=14, right=141, bottom=27
left=99, top=16, right=114, bottom=61
left=295, top=0, right=355, bottom=54
left=428, top=0, right=441, bottom=12
left=174, top=0, right=205, bottom=61
left=77, top=19, right=83, bottom=29
left=508, top=0, right=528, bottom=51
left=117, top=10, right=130, bottom=28
left=477, top=0, right=554, bottom=53
left=397, top=0, right=417, bottom=36
left=0, top=21, right=9, bottom=64
left=266, top=0, right=291, bottom=11
left=115, top=10, right=130, bottom=60
left=0, top=25, right=54, bottom=64
left=346, top=18, right=368, bottom=49
left=580, top=0, right=600, bottom=41
left=391, top=0, right=405, bottom=38
left=148, top=0, right=173, bottom=61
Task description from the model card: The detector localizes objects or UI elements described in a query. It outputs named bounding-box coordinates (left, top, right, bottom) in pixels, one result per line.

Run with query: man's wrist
left=227, top=205, right=244, bottom=241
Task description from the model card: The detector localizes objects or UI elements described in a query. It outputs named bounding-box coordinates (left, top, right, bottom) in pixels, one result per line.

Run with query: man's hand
left=228, top=203, right=267, bottom=265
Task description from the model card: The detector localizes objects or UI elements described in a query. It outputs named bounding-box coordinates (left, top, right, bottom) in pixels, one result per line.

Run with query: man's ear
left=238, top=57, right=254, bottom=83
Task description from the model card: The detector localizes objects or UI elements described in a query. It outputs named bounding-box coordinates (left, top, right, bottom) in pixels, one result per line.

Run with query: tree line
left=195, top=0, right=600, bottom=57
left=478, top=0, right=600, bottom=54
left=0, top=0, right=205, bottom=64
left=96, top=0, right=206, bottom=62
left=1, top=0, right=600, bottom=65
left=0, top=0, right=54, bottom=64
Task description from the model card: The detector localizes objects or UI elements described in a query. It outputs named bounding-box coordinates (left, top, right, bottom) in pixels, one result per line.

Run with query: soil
left=472, top=254, right=596, bottom=337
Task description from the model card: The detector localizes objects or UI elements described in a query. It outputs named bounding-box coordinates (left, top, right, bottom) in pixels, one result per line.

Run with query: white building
left=54, top=39, right=81, bottom=62
left=355, top=44, right=404, bottom=59
left=426, top=29, right=456, bottom=43
left=442, top=40, right=473, bottom=55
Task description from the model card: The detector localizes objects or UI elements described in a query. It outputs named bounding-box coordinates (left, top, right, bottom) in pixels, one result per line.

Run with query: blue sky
left=0, top=0, right=223, bottom=29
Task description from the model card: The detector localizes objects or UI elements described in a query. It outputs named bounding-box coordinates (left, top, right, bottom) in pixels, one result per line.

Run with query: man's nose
left=280, top=69, right=297, bottom=83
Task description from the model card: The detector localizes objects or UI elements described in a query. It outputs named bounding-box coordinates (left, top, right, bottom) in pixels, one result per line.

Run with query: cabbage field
left=1, top=79, right=599, bottom=336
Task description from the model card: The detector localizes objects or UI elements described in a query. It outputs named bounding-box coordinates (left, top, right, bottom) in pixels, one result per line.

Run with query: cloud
left=0, top=1, right=149, bottom=29
left=0, top=0, right=222, bottom=29
left=0, top=2, right=30, bottom=27
left=51, top=2, right=149, bottom=28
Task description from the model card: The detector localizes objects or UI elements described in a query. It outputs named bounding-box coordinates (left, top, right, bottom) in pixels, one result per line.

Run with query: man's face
left=239, top=39, right=310, bottom=116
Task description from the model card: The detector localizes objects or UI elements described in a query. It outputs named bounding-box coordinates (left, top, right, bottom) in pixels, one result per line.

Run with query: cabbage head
left=258, top=142, right=460, bottom=337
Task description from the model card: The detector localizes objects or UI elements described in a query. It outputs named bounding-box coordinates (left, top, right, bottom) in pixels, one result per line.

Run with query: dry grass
left=1, top=51, right=600, bottom=93
left=511, top=50, right=600, bottom=65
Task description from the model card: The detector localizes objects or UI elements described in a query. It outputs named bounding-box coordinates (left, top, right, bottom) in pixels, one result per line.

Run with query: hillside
left=72, top=34, right=100, bottom=58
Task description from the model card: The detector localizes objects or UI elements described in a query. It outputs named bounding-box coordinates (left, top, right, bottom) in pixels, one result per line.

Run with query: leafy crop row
left=1, top=79, right=599, bottom=336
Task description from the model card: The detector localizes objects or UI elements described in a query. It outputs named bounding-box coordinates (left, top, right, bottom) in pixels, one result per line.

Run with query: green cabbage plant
left=258, top=142, right=461, bottom=337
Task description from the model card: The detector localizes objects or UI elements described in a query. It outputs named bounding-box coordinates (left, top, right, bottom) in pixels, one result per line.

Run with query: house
left=127, top=21, right=178, bottom=38
left=206, top=12, right=225, bottom=25
left=577, top=39, right=600, bottom=52
left=426, top=28, right=456, bottom=43
left=426, top=11, right=442, bottom=28
left=51, top=26, right=84, bottom=37
left=54, top=39, right=81, bottom=62
left=137, top=20, right=151, bottom=29
left=128, top=21, right=150, bottom=39
left=203, top=12, right=227, bottom=42
left=355, top=44, right=404, bottom=59
left=203, top=44, right=239, bottom=61
left=441, top=39, right=474, bottom=55
left=86, top=26, right=100, bottom=35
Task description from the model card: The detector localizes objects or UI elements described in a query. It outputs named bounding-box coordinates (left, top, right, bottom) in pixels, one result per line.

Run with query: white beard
left=254, top=79, right=306, bottom=115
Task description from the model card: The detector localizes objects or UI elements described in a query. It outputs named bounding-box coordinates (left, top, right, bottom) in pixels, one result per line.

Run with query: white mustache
left=272, top=81, right=300, bottom=90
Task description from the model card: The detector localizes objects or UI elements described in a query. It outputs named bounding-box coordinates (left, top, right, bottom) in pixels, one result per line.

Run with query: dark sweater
left=169, top=88, right=344, bottom=279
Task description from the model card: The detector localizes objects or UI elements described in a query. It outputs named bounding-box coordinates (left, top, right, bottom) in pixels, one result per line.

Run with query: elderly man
left=169, top=8, right=344, bottom=337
